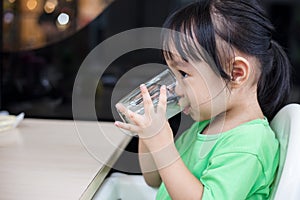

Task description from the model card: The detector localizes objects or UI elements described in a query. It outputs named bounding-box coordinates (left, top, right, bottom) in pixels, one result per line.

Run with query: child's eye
left=179, top=70, right=188, bottom=78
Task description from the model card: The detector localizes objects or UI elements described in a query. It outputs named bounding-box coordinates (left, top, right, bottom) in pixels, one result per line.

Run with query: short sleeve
left=200, top=152, right=266, bottom=200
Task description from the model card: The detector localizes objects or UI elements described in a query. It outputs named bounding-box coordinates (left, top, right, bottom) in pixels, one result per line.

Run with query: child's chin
left=190, top=112, right=206, bottom=122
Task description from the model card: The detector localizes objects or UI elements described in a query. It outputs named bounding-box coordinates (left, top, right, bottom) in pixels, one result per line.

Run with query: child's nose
left=175, top=81, right=184, bottom=97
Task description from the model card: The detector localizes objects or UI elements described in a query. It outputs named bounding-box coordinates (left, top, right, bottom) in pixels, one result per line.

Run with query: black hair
left=162, top=0, right=291, bottom=120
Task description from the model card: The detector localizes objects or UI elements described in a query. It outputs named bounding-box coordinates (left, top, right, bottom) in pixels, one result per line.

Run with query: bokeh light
left=26, top=0, right=38, bottom=10
left=44, top=0, right=58, bottom=14
left=57, top=13, right=69, bottom=25
left=4, top=12, right=14, bottom=24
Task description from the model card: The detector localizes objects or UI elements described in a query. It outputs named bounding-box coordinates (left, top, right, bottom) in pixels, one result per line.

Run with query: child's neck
left=202, top=100, right=264, bottom=135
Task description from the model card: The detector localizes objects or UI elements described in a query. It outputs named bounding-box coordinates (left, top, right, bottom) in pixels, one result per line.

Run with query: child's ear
left=230, top=56, right=251, bottom=87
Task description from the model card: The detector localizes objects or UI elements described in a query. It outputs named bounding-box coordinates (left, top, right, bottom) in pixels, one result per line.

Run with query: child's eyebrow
left=167, top=60, right=176, bottom=66
left=167, top=60, right=180, bottom=68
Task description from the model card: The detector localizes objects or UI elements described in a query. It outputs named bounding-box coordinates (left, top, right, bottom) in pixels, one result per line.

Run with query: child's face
left=166, top=55, right=228, bottom=122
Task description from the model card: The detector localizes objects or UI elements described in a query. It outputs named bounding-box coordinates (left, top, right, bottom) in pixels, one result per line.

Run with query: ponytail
left=257, top=40, right=291, bottom=120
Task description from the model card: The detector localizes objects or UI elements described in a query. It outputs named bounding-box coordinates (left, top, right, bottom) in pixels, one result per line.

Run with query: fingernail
left=115, top=103, right=125, bottom=112
left=140, top=84, right=146, bottom=88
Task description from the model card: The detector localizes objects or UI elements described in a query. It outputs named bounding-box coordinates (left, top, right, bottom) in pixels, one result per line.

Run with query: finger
left=116, top=103, right=144, bottom=125
left=115, top=103, right=127, bottom=114
left=127, top=109, right=144, bottom=126
left=140, top=84, right=154, bottom=114
left=157, top=85, right=167, bottom=114
left=115, top=103, right=132, bottom=122
left=115, top=121, right=140, bottom=133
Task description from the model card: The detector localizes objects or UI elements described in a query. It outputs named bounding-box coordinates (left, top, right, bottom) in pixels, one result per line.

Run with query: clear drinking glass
left=116, top=69, right=182, bottom=135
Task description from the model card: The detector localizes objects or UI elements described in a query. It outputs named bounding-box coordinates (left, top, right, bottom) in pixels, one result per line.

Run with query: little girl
left=115, top=0, right=291, bottom=199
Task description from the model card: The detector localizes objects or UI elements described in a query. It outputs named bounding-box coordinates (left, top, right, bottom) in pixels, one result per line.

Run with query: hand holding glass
left=116, top=69, right=182, bottom=136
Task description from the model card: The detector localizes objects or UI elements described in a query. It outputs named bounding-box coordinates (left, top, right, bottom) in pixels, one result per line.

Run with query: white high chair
left=93, top=172, right=158, bottom=200
left=270, top=103, right=300, bottom=199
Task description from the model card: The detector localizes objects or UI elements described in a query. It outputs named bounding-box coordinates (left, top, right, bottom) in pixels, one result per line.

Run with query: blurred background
left=1, top=0, right=300, bottom=121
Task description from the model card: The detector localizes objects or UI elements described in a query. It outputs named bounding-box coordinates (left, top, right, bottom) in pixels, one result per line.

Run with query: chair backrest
left=270, top=104, right=300, bottom=200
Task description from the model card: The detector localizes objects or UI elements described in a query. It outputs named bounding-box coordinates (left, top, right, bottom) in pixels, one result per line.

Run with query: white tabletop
left=0, top=118, right=132, bottom=200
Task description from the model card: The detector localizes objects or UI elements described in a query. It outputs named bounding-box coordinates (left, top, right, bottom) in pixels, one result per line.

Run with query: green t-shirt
left=156, top=118, right=279, bottom=200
